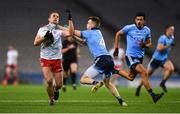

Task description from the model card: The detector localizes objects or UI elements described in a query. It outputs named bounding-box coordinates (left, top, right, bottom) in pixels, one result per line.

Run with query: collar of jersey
left=91, top=27, right=99, bottom=30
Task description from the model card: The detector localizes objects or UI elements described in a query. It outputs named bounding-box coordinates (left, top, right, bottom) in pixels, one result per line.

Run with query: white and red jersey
left=37, top=24, right=63, bottom=60
left=109, top=48, right=124, bottom=67
left=7, top=49, right=18, bottom=65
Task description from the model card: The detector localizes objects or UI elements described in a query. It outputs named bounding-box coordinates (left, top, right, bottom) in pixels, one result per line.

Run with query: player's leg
left=135, top=67, right=155, bottom=96
left=54, top=71, right=63, bottom=100
left=70, top=62, right=78, bottom=90
left=116, top=69, right=135, bottom=81
left=160, top=60, right=174, bottom=92
left=52, top=59, right=63, bottom=101
left=136, top=60, right=156, bottom=96
left=62, top=71, right=68, bottom=92
left=2, top=66, right=11, bottom=86
left=135, top=64, right=164, bottom=103
left=110, top=74, right=119, bottom=87
left=42, top=67, right=54, bottom=105
left=103, top=77, right=127, bottom=106
left=12, top=66, right=19, bottom=86
left=115, top=56, right=140, bottom=81
left=62, top=62, right=69, bottom=92
left=80, top=65, right=99, bottom=85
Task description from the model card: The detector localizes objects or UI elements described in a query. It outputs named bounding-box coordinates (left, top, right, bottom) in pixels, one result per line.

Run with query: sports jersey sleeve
left=146, top=29, right=151, bottom=39
left=81, top=30, right=89, bottom=40
left=158, top=36, right=166, bottom=45
left=37, top=28, right=46, bottom=38
left=121, top=25, right=130, bottom=34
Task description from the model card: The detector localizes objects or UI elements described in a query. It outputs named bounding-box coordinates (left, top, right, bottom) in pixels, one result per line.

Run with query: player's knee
left=71, top=67, right=77, bottom=73
left=128, top=74, right=135, bottom=81
left=171, top=67, right=175, bottom=72
left=165, top=66, right=174, bottom=73
left=80, top=76, right=86, bottom=84
left=129, top=76, right=135, bottom=81
left=46, top=79, right=53, bottom=86
left=104, top=82, right=110, bottom=89
left=56, top=84, right=62, bottom=90
left=129, top=78, right=134, bottom=81
left=140, top=70, right=148, bottom=78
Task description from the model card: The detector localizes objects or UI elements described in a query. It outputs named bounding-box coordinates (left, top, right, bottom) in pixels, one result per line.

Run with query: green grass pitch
left=0, top=85, right=180, bottom=113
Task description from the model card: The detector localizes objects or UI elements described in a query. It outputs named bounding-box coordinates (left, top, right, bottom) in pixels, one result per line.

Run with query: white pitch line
left=0, top=100, right=115, bottom=103
left=0, top=100, right=180, bottom=103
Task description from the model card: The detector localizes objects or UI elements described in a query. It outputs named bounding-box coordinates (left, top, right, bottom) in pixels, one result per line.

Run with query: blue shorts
left=149, top=58, right=167, bottom=69
left=125, top=56, right=143, bottom=70
left=94, top=55, right=114, bottom=76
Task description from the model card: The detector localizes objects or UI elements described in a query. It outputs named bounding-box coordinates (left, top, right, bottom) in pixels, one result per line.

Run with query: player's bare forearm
left=144, top=39, right=152, bottom=48
left=57, top=25, right=68, bottom=30
left=61, top=48, right=69, bottom=54
left=68, top=20, right=74, bottom=36
left=114, top=33, right=120, bottom=48
left=114, top=30, right=123, bottom=48
left=74, top=35, right=87, bottom=46
left=74, top=30, right=81, bottom=37
left=157, top=44, right=170, bottom=51
left=34, top=36, right=44, bottom=46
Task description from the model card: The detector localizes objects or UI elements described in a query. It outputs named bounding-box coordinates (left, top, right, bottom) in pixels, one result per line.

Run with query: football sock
left=148, top=89, right=155, bottom=97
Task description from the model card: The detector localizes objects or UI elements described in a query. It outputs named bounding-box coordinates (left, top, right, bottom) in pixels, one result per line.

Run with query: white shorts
left=83, top=64, right=108, bottom=79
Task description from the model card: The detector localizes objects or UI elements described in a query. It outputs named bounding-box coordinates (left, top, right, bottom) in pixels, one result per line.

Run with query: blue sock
left=148, top=89, right=155, bottom=97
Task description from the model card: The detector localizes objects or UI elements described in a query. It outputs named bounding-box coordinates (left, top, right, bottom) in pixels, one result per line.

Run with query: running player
left=33, top=10, right=73, bottom=105
left=2, top=45, right=19, bottom=86
left=73, top=16, right=127, bottom=106
left=62, top=36, right=80, bottom=91
left=113, top=12, right=164, bottom=103
left=136, top=25, right=175, bottom=96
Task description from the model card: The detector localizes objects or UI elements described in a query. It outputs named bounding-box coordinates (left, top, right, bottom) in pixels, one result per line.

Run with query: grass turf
left=0, top=85, right=180, bottom=113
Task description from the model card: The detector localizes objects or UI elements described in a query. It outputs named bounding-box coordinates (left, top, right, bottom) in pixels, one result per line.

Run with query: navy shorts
left=149, top=58, right=167, bottom=69
left=94, top=55, right=114, bottom=76
left=125, top=56, right=143, bottom=70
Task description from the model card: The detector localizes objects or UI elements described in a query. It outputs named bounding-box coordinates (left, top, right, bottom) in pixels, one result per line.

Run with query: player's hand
left=66, top=9, right=72, bottom=20
left=68, top=44, right=75, bottom=49
left=113, top=48, right=119, bottom=57
left=138, top=40, right=145, bottom=47
left=170, top=41, right=175, bottom=47
left=43, top=31, right=54, bottom=47
left=138, top=41, right=149, bottom=48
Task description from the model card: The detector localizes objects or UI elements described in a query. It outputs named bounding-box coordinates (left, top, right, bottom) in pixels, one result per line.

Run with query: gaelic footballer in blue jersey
left=73, top=16, right=127, bottom=106
left=114, top=12, right=164, bottom=103
left=136, top=25, right=175, bottom=95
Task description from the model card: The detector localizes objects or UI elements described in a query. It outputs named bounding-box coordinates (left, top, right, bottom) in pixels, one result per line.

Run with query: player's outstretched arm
left=74, top=30, right=81, bottom=37
left=73, top=35, right=87, bottom=46
left=157, top=43, right=170, bottom=51
left=61, top=9, right=74, bottom=38
left=113, top=30, right=124, bottom=57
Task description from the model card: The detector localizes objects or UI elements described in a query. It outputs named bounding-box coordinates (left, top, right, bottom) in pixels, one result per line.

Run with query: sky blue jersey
left=122, top=24, right=151, bottom=58
left=81, top=29, right=109, bottom=59
left=153, top=34, right=174, bottom=61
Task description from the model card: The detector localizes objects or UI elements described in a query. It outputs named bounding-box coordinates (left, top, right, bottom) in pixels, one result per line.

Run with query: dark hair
left=135, top=12, right=146, bottom=20
left=164, top=24, right=174, bottom=30
left=88, top=16, right=101, bottom=27
left=48, top=10, right=60, bottom=18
